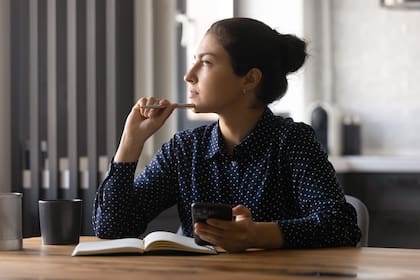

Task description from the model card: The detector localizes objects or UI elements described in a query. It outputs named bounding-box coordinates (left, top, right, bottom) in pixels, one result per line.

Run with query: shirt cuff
left=277, top=218, right=320, bottom=249
left=106, top=157, right=138, bottom=177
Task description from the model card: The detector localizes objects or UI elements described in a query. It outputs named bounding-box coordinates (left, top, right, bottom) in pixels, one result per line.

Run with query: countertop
left=329, top=155, right=420, bottom=173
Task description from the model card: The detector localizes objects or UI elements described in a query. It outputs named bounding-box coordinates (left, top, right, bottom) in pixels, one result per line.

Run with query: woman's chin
left=188, top=103, right=216, bottom=114
left=191, top=107, right=203, bottom=114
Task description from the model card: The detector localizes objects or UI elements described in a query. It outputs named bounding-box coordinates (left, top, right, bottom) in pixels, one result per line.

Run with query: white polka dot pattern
left=92, top=108, right=361, bottom=248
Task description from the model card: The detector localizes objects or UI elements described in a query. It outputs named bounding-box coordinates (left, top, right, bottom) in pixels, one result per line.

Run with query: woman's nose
left=184, top=66, right=196, bottom=84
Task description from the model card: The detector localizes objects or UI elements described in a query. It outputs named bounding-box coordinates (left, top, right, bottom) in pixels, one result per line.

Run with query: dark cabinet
left=338, top=173, right=420, bottom=248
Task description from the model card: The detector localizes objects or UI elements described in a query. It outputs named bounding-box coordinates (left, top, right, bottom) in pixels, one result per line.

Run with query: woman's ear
left=243, top=68, right=262, bottom=91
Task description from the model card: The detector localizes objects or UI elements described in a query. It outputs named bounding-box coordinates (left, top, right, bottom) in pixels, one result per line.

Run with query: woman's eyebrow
left=194, top=52, right=217, bottom=59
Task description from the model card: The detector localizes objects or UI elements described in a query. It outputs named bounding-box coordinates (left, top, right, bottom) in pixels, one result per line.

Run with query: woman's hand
left=114, top=97, right=177, bottom=162
left=194, top=205, right=257, bottom=252
left=194, top=204, right=284, bottom=252
left=125, top=98, right=176, bottom=141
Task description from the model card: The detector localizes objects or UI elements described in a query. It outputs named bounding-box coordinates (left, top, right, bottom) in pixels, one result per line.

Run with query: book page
left=143, top=231, right=216, bottom=254
left=72, top=238, right=144, bottom=256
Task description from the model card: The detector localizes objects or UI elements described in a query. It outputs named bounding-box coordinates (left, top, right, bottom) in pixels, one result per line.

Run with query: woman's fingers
left=135, top=98, right=175, bottom=119
left=193, top=205, right=257, bottom=252
left=141, top=97, right=159, bottom=117
left=232, top=204, right=252, bottom=221
left=195, top=222, right=226, bottom=239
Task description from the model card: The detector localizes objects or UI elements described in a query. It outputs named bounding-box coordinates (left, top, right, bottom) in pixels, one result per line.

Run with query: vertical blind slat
left=85, top=0, right=98, bottom=235
left=46, top=0, right=58, bottom=200
left=115, top=0, right=134, bottom=152
left=67, top=0, right=78, bottom=200
left=106, top=0, right=117, bottom=159
left=29, top=0, right=41, bottom=235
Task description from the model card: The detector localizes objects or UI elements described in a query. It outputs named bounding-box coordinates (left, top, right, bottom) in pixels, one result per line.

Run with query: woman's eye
left=201, top=60, right=211, bottom=65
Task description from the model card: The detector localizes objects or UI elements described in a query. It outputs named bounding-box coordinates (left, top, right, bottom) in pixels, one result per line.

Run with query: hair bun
left=280, top=34, right=307, bottom=74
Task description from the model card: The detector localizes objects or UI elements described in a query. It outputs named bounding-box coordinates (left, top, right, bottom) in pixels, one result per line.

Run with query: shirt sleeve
left=277, top=122, right=361, bottom=248
left=92, top=140, right=178, bottom=239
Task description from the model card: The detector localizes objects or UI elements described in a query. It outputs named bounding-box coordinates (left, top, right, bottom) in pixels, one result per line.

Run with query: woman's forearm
left=253, top=222, right=284, bottom=249
left=114, top=133, right=146, bottom=163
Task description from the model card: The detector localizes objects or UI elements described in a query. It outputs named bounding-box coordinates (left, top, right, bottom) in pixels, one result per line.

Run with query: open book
left=71, top=231, right=217, bottom=256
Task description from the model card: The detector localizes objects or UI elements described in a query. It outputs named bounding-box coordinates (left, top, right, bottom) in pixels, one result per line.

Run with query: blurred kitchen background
left=0, top=0, right=419, bottom=248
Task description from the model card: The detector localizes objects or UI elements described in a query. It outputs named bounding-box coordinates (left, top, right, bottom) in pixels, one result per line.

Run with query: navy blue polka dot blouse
left=93, top=108, right=361, bottom=248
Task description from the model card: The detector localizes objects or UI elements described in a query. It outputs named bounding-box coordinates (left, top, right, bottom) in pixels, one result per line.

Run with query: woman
left=93, top=17, right=361, bottom=252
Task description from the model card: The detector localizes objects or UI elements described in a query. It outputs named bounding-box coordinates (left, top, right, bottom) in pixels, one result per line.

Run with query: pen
left=139, top=103, right=195, bottom=109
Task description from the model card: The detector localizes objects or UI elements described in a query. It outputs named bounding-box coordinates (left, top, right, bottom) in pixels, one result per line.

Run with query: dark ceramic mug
left=38, top=199, right=82, bottom=245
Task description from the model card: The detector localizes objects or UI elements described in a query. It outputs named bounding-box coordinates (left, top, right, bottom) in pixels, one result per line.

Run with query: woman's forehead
left=195, top=33, right=227, bottom=59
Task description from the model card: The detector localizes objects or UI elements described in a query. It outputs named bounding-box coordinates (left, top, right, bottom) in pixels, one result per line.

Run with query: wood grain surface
left=0, top=237, right=420, bottom=279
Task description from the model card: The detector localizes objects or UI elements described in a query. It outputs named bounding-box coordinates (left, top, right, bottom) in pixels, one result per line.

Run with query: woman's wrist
left=253, top=222, right=284, bottom=249
left=114, top=133, right=145, bottom=163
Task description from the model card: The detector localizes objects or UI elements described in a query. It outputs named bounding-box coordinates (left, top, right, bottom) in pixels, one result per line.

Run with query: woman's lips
left=188, top=90, right=198, bottom=99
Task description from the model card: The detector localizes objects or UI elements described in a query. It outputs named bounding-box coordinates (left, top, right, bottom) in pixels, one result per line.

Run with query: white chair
left=345, top=195, right=369, bottom=247
left=177, top=226, right=184, bottom=235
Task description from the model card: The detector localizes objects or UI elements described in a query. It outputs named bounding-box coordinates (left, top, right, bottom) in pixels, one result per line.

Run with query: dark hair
left=207, top=17, right=307, bottom=104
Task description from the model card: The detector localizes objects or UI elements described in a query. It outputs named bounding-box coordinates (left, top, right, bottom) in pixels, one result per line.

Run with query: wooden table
left=1, top=237, right=420, bottom=279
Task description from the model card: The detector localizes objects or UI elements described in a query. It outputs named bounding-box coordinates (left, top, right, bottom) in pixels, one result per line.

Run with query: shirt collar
left=204, top=107, right=275, bottom=160
left=205, top=122, right=224, bottom=160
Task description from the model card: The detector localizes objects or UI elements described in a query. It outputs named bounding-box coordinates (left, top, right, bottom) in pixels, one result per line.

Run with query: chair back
left=345, top=195, right=369, bottom=247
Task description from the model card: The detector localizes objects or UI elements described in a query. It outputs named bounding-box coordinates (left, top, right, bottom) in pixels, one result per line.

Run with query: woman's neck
left=218, top=106, right=265, bottom=155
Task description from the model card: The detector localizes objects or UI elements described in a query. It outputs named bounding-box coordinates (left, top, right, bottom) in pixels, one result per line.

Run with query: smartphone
left=191, top=202, right=233, bottom=246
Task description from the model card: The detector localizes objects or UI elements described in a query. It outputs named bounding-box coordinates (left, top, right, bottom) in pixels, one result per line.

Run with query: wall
left=331, top=0, right=420, bottom=155
left=0, top=0, right=11, bottom=192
